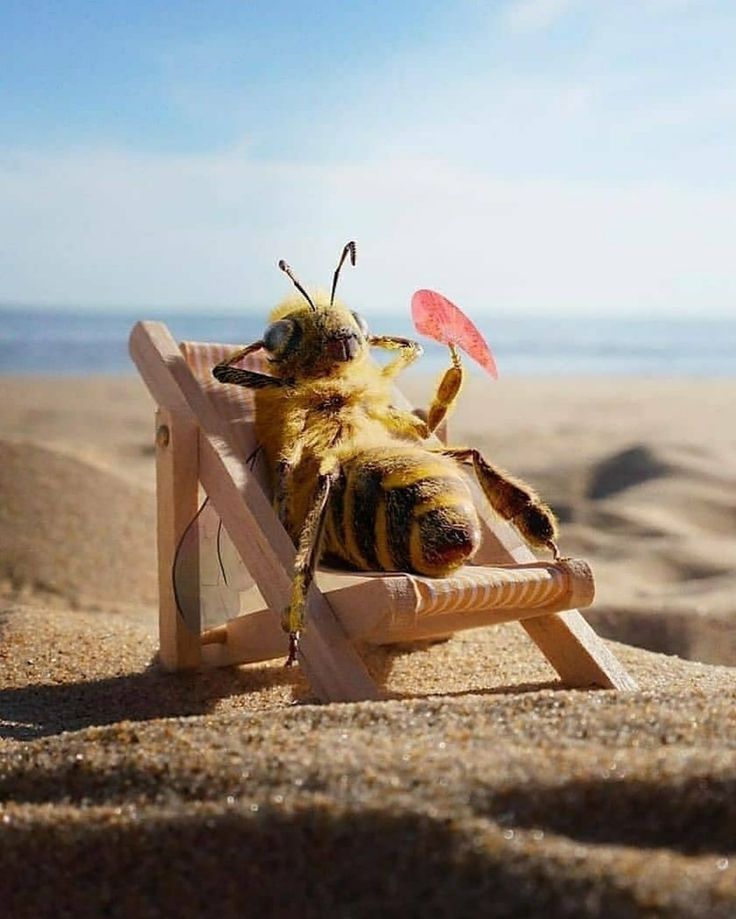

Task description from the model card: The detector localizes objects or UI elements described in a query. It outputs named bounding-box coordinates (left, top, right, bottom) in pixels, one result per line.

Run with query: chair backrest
left=180, top=341, right=270, bottom=492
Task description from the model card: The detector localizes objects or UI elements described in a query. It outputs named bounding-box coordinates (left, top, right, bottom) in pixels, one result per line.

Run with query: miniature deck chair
left=129, top=321, right=637, bottom=702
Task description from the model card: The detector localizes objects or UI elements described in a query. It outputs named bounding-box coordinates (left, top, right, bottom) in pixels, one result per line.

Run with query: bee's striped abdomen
left=346, top=463, right=383, bottom=569
left=326, top=449, right=480, bottom=576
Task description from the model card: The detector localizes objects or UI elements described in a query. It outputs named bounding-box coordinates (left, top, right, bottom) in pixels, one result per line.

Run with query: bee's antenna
left=278, top=259, right=317, bottom=311
left=330, top=240, right=357, bottom=306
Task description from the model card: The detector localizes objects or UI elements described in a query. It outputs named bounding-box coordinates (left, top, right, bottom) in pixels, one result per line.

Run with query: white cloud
left=505, top=0, right=577, bottom=31
left=643, top=0, right=700, bottom=11
left=1, top=146, right=734, bottom=317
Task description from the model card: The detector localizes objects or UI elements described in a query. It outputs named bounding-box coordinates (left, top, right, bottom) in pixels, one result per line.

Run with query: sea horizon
left=1, top=304, right=734, bottom=378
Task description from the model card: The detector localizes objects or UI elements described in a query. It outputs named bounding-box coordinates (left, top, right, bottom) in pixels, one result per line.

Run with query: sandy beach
left=1, top=374, right=735, bottom=916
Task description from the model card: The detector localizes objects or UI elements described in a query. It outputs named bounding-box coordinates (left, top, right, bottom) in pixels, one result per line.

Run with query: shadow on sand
left=0, top=658, right=306, bottom=741
left=0, top=805, right=650, bottom=919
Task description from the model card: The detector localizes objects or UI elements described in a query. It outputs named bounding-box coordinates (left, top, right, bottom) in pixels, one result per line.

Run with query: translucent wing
left=411, top=289, right=498, bottom=379
left=173, top=499, right=256, bottom=633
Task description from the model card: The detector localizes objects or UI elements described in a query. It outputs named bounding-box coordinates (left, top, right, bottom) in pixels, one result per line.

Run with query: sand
left=1, top=374, right=735, bottom=917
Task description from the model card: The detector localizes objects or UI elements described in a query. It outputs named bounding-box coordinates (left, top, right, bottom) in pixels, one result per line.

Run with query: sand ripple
left=0, top=439, right=157, bottom=609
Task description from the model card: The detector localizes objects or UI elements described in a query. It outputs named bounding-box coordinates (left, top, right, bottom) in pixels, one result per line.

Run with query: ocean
left=0, top=306, right=733, bottom=377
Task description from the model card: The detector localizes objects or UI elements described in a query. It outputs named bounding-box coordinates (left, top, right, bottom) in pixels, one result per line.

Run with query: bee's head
left=261, top=242, right=370, bottom=379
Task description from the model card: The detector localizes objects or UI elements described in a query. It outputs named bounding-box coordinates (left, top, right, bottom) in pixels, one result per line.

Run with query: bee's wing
left=173, top=500, right=256, bottom=632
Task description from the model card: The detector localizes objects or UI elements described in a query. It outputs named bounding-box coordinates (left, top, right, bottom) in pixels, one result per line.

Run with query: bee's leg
left=273, top=459, right=292, bottom=529
left=368, top=405, right=429, bottom=441
left=273, top=424, right=307, bottom=531
left=212, top=342, right=287, bottom=389
left=424, top=344, right=463, bottom=436
left=439, top=447, right=560, bottom=558
left=369, top=335, right=424, bottom=378
left=282, top=461, right=339, bottom=667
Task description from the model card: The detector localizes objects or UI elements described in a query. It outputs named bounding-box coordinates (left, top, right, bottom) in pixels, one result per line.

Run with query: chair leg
left=481, top=522, right=637, bottom=690
left=522, top=611, right=637, bottom=690
left=155, top=407, right=202, bottom=670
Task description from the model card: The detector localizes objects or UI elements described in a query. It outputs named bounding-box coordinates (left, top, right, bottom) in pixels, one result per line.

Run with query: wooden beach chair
left=129, top=321, right=637, bottom=702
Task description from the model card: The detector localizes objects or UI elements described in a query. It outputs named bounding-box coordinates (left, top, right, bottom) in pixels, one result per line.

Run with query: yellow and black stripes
left=324, top=450, right=480, bottom=576
left=346, top=464, right=383, bottom=569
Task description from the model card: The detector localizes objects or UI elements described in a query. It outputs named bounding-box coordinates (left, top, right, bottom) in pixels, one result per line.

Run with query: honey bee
left=213, top=242, right=559, bottom=665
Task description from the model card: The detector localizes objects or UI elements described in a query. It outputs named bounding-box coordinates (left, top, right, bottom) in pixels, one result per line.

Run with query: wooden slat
left=200, top=559, right=596, bottom=657
left=202, top=594, right=594, bottom=663
left=201, top=609, right=288, bottom=667
left=179, top=341, right=265, bottom=484
left=130, top=321, right=380, bottom=702
left=154, top=408, right=201, bottom=670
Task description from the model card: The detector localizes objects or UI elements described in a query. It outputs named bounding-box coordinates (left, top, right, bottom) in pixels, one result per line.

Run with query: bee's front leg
left=370, top=335, right=423, bottom=378
left=282, top=462, right=339, bottom=667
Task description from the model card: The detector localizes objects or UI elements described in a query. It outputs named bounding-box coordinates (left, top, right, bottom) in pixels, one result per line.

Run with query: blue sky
left=1, top=0, right=735, bottom=315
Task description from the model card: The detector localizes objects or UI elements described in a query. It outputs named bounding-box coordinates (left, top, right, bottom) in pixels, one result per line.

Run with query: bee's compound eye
left=351, top=311, right=369, bottom=338
left=263, top=320, right=294, bottom=353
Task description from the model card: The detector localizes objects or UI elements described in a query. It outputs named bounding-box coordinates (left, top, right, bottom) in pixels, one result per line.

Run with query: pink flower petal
left=411, top=289, right=498, bottom=379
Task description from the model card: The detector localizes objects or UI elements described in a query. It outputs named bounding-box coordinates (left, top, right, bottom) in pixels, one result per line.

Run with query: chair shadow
left=3, top=631, right=584, bottom=741
left=391, top=679, right=564, bottom=700
left=360, top=640, right=564, bottom=701
left=0, top=657, right=307, bottom=741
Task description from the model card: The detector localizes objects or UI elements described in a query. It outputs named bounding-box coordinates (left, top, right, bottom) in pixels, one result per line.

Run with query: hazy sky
left=1, top=0, right=735, bottom=316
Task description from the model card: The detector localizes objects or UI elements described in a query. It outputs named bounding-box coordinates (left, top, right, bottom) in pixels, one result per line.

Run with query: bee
left=213, top=242, right=559, bottom=665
